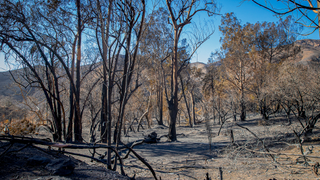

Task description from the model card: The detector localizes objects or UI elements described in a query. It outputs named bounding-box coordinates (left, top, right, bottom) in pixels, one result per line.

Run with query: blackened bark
left=168, top=99, right=177, bottom=141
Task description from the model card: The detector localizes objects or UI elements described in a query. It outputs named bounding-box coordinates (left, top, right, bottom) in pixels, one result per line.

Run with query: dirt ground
left=2, top=114, right=320, bottom=180
left=116, top=114, right=320, bottom=180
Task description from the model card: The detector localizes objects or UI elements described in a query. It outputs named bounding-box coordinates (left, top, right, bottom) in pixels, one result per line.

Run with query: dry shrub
left=1, top=117, right=39, bottom=135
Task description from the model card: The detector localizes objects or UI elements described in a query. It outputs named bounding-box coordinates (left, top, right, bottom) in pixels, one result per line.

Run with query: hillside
left=295, top=39, right=320, bottom=64
left=0, top=70, right=23, bottom=101
left=0, top=68, right=41, bottom=101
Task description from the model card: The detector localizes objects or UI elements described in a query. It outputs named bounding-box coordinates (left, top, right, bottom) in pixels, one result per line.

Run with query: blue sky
left=191, top=0, right=319, bottom=63
left=0, top=0, right=319, bottom=71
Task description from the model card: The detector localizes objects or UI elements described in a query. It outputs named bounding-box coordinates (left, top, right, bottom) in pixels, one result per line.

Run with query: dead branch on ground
left=236, top=123, right=277, bottom=162
left=121, top=142, right=158, bottom=180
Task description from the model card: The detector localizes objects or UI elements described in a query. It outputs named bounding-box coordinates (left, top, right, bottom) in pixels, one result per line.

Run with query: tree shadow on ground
left=131, top=141, right=230, bottom=160
left=235, top=113, right=306, bottom=128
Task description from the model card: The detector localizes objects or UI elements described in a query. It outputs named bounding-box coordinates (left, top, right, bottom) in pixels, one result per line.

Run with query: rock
left=45, top=158, right=75, bottom=176
left=144, top=131, right=158, bottom=143
left=27, top=156, right=51, bottom=166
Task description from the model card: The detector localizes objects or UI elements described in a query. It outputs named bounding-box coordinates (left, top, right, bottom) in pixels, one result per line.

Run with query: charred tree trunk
left=260, top=99, right=268, bottom=120
left=240, top=102, right=246, bottom=122
left=158, top=83, right=164, bottom=125
left=168, top=98, right=178, bottom=141
left=66, top=36, right=77, bottom=142
left=167, top=27, right=179, bottom=142
left=74, top=0, right=82, bottom=142
left=179, top=75, right=193, bottom=127
left=97, top=0, right=113, bottom=169
left=191, top=91, right=196, bottom=126
left=240, top=89, right=246, bottom=121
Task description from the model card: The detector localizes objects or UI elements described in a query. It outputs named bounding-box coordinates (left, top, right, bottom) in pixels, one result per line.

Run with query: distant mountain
left=189, top=62, right=208, bottom=74
left=1, top=39, right=320, bottom=102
